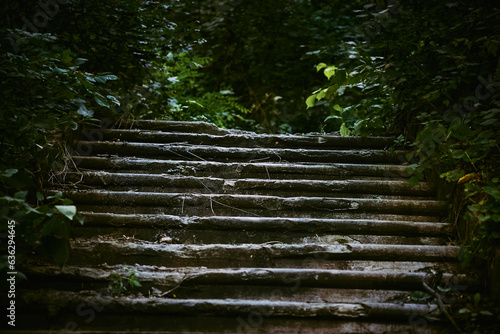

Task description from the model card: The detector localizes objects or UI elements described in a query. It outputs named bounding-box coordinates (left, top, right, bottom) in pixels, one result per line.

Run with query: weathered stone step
left=23, top=265, right=470, bottom=294
left=1, top=322, right=452, bottom=334
left=75, top=228, right=445, bottom=246
left=80, top=213, right=451, bottom=236
left=73, top=156, right=411, bottom=180
left=76, top=213, right=449, bottom=245
left=64, top=172, right=436, bottom=200
left=65, top=172, right=434, bottom=199
left=18, top=289, right=445, bottom=321
left=76, top=205, right=441, bottom=221
left=57, top=190, right=447, bottom=218
left=23, top=120, right=464, bottom=333
left=90, top=128, right=397, bottom=149
left=68, top=240, right=459, bottom=267
left=117, top=120, right=236, bottom=135
left=75, top=141, right=406, bottom=164
left=15, top=288, right=454, bottom=332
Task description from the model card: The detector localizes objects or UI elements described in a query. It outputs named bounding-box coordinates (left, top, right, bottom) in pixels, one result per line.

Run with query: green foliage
left=2, top=0, right=498, bottom=278
left=453, top=293, right=500, bottom=333
left=0, top=186, right=83, bottom=267
left=0, top=27, right=117, bottom=267
left=309, top=58, right=391, bottom=136
left=459, top=176, right=500, bottom=268
left=183, top=91, right=252, bottom=129
left=307, top=0, right=500, bottom=270
left=169, top=0, right=361, bottom=133
left=166, top=163, right=197, bottom=176
left=107, top=268, right=142, bottom=297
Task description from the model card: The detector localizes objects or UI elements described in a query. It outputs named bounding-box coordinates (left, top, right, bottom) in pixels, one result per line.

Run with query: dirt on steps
left=11, top=120, right=478, bottom=333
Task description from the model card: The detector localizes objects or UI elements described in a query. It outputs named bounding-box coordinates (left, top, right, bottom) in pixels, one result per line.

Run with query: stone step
left=88, top=128, right=397, bottom=149
left=1, top=324, right=452, bottom=334
left=80, top=213, right=451, bottom=236
left=19, top=120, right=467, bottom=332
left=54, top=190, right=447, bottom=218
left=116, top=120, right=238, bottom=135
left=23, top=265, right=472, bottom=293
left=68, top=240, right=460, bottom=267
left=75, top=213, right=450, bottom=245
left=17, top=289, right=444, bottom=320
left=72, top=156, right=411, bottom=180
left=75, top=141, right=406, bottom=164
left=15, top=288, right=454, bottom=332
left=63, top=172, right=435, bottom=199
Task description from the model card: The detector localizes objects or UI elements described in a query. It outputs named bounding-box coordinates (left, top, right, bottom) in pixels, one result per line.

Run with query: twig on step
left=422, top=281, right=464, bottom=334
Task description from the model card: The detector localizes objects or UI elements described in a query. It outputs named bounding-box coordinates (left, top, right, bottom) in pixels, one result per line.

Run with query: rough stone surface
left=15, top=121, right=479, bottom=333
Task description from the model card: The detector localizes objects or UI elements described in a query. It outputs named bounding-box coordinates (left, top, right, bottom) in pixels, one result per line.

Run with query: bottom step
left=12, top=290, right=453, bottom=333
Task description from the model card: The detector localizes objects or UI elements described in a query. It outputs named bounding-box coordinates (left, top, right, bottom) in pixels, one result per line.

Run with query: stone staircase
left=14, top=120, right=477, bottom=333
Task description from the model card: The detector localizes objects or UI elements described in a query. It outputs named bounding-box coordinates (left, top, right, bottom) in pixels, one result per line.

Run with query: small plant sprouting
left=167, top=162, right=197, bottom=176
left=107, top=267, right=142, bottom=297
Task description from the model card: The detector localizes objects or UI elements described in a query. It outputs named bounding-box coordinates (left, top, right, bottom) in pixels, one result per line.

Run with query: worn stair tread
left=69, top=240, right=461, bottom=268
left=76, top=204, right=442, bottom=221
left=21, top=120, right=466, bottom=332
left=23, top=265, right=472, bottom=291
left=75, top=141, right=406, bottom=164
left=115, top=119, right=235, bottom=135
left=54, top=190, right=448, bottom=217
left=74, top=227, right=446, bottom=246
left=64, top=172, right=435, bottom=198
left=19, top=289, right=444, bottom=320
left=72, top=157, right=411, bottom=179
left=79, top=213, right=451, bottom=236
left=0, top=325, right=451, bottom=334
left=91, top=128, right=397, bottom=149
left=4, top=320, right=451, bottom=334
left=75, top=213, right=449, bottom=245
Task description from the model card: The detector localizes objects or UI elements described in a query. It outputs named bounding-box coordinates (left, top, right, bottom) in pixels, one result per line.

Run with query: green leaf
left=316, top=63, right=327, bottom=71
left=339, top=123, right=351, bottom=136
left=42, top=236, right=71, bottom=267
left=480, top=118, right=498, bottom=126
left=41, top=216, right=68, bottom=237
left=55, top=205, right=77, bottom=220
left=473, top=293, right=481, bottom=306
left=479, top=310, right=494, bottom=317
left=1, top=169, right=18, bottom=177
left=14, top=191, right=28, bottom=200
left=325, top=85, right=338, bottom=99
left=61, top=49, right=73, bottom=63
left=316, top=89, right=327, bottom=100
left=77, top=104, right=94, bottom=117
left=469, top=204, right=481, bottom=212
left=95, top=74, right=118, bottom=84
left=332, top=69, right=347, bottom=85
left=306, top=95, right=317, bottom=109
left=409, top=176, right=420, bottom=186
left=410, top=291, right=431, bottom=301
left=23, top=203, right=41, bottom=214
left=95, top=93, right=110, bottom=108
left=324, top=65, right=338, bottom=80
left=73, top=58, right=88, bottom=65
left=324, top=115, right=342, bottom=122
left=483, top=186, right=500, bottom=199
left=333, top=104, right=343, bottom=112
left=36, top=192, right=45, bottom=201
left=107, top=95, right=120, bottom=106
left=478, top=214, right=491, bottom=221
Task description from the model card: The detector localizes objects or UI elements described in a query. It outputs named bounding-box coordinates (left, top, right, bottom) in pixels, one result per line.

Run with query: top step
left=82, top=120, right=398, bottom=150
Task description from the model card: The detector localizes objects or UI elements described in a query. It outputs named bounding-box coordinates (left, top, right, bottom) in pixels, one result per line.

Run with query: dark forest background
left=1, top=1, right=499, bottom=329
